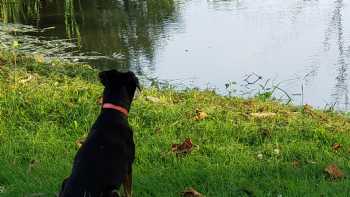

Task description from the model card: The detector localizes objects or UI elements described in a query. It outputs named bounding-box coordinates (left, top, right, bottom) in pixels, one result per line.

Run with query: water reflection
left=324, top=0, right=349, bottom=110
left=0, top=0, right=39, bottom=24
left=1, top=0, right=350, bottom=110
left=0, top=0, right=179, bottom=71
left=204, top=0, right=350, bottom=110
left=207, top=0, right=244, bottom=11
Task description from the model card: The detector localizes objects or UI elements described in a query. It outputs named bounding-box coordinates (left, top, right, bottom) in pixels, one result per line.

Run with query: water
left=0, top=0, right=350, bottom=110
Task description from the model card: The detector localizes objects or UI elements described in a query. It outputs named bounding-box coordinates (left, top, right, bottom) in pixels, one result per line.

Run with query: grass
left=1, top=52, right=350, bottom=196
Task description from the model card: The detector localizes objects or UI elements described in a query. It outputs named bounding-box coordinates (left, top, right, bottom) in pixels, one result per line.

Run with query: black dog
left=59, top=70, right=139, bottom=197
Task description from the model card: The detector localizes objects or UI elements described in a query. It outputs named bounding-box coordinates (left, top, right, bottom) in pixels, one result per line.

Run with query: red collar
left=102, top=103, right=129, bottom=117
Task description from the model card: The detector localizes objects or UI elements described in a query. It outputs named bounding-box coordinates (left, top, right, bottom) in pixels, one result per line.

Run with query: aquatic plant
left=0, top=0, right=40, bottom=23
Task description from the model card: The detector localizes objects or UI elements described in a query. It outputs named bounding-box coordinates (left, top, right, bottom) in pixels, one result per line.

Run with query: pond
left=0, top=0, right=350, bottom=110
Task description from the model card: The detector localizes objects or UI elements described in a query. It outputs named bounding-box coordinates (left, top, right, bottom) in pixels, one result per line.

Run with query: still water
left=0, top=0, right=349, bottom=110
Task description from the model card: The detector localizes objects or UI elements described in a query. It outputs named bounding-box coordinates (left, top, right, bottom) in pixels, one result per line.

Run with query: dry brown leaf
left=172, top=138, right=195, bottom=155
left=155, top=127, right=161, bottom=134
left=0, top=58, right=5, bottom=67
left=76, top=137, right=86, bottom=148
left=27, top=159, right=38, bottom=174
left=250, top=112, right=276, bottom=118
left=324, top=164, right=344, bottom=179
left=96, top=96, right=103, bottom=105
left=292, top=160, right=301, bottom=168
left=181, top=188, right=204, bottom=197
left=332, top=143, right=342, bottom=151
left=194, top=109, right=208, bottom=121
left=303, top=104, right=313, bottom=113
left=302, top=104, right=329, bottom=121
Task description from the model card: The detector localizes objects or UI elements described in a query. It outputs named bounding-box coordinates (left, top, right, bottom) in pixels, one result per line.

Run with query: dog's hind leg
left=123, top=165, right=132, bottom=197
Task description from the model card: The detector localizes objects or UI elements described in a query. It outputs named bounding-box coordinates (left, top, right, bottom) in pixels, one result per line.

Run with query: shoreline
left=1, top=51, right=350, bottom=196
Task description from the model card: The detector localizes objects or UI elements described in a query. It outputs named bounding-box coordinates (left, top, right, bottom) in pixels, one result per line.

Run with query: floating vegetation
left=0, top=22, right=125, bottom=64
left=0, top=0, right=180, bottom=69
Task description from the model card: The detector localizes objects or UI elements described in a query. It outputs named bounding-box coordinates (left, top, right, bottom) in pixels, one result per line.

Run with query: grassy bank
left=1, top=53, right=350, bottom=197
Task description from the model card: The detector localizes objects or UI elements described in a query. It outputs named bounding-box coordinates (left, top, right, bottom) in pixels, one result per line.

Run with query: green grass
left=1, top=53, right=350, bottom=196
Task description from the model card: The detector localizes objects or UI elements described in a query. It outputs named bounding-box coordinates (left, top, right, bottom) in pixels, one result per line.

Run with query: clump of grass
left=1, top=54, right=350, bottom=196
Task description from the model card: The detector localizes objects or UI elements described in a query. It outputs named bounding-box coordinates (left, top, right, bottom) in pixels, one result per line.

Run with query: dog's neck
left=102, top=103, right=129, bottom=117
left=102, top=87, right=134, bottom=111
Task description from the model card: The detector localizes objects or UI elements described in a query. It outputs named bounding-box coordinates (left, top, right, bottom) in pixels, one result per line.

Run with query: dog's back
left=59, top=70, right=139, bottom=197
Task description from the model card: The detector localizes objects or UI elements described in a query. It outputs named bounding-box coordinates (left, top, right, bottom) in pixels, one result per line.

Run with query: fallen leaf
left=292, top=160, right=301, bottom=168
left=332, top=143, right=342, bottom=151
left=172, top=138, right=196, bottom=155
left=181, top=188, right=204, bottom=197
left=324, top=164, right=344, bottom=179
left=0, top=58, right=5, bottom=67
left=155, top=127, right=161, bottom=134
left=76, top=137, right=86, bottom=148
left=302, top=104, right=315, bottom=117
left=250, top=112, right=276, bottom=118
left=194, top=109, right=208, bottom=121
left=27, top=159, right=38, bottom=174
left=303, top=104, right=313, bottom=112
left=96, top=96, right=103, bottom=105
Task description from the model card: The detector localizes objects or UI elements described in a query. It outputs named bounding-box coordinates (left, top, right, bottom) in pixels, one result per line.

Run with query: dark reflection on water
left=1, top=0, right=350, bottom=110
left=329, top=0, right=349, bottom=110
left=0, top=0, right=180, bottom=72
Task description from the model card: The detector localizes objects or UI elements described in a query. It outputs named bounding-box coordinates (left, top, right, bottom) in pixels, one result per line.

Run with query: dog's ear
left=99, top=71, right=109, bottom=87
left=126, top=71, right=141, bottom=91
left=99, top=69, right=121, bottom=87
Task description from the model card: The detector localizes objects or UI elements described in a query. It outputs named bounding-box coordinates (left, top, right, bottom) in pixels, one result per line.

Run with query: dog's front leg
left=58, top=177, right=69, bottom=197
left=123, top=166, right=132, bottom=197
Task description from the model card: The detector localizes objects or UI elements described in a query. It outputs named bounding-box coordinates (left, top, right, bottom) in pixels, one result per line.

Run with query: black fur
left=59, top=70, right=139, bottom=197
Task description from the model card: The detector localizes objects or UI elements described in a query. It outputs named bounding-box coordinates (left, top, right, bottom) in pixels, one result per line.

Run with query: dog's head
left=99, top=70, right=140, bottom=107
